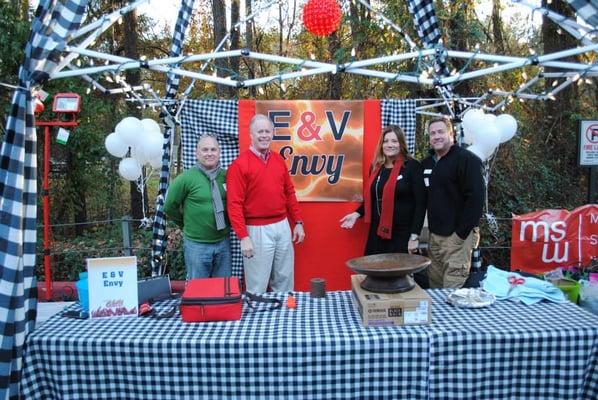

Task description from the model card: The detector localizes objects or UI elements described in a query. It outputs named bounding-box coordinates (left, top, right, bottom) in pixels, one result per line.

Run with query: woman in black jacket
left=340, top=125, right=426, bottom=256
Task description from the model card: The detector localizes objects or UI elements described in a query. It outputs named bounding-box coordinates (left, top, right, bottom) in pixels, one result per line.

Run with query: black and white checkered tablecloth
left=20, top=290, right=598, bottom=400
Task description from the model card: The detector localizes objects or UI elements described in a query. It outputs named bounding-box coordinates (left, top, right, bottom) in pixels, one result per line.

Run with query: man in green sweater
left=164, top=135, right=231, bottom=279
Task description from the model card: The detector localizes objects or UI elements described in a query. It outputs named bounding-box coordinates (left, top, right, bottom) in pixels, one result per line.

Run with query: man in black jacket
left=422, top=116, right=485, bottom=288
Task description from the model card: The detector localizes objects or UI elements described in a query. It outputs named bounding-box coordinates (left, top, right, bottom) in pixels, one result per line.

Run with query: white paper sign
left=87, top=256, right=138, bottom=319
left=56, top=128, right=70, bottom=145
left=579, top=120, right=598, bottom=166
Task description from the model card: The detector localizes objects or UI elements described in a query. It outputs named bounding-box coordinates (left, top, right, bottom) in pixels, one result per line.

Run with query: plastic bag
left=579, top=280, right=598, bottom=315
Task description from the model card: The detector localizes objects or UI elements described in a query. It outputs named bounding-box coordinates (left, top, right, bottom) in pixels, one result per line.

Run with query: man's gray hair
left=196, top=133, right=220, bottom=148
left=249, top=114, right=274, bottom=132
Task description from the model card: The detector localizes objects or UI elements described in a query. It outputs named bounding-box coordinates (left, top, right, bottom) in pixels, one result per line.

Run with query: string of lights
left=9, top=0, right=590, bottom=117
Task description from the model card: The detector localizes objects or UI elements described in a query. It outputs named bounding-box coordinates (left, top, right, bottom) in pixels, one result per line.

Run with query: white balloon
left=496, top=114, right=518, bottom=143
left=465, top=111, right=488, bottom=144
left=115, top=117, right=143, bottom=148
left=141, top=118, right=161, bottom=134
left=462, top=108, right=485, bottom=134
left=118, top=158, right=142, bottom=181
left=482, top=113, right=497, bottom=126
left=462, top=124, right=475, bottom=145
left=142, top=131, right=164, bottom=160
left=105, top=132, right=128, bottom=158
left=475, top=125, right=502, bottom=157
left=130, top=145, right=149, bottom=166
left=149, top=155, right=163, bottom=169
left=467, top=144, right=488, bottom=162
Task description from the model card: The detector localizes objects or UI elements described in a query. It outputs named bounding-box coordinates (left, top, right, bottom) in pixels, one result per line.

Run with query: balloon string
left=136, top=167, right=157, bottom=228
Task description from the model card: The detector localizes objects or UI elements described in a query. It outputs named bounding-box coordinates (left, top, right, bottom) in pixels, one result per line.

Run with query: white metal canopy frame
left=0, top=2, right=594, bottom=395
left=39, top=0, right=597, bottom=118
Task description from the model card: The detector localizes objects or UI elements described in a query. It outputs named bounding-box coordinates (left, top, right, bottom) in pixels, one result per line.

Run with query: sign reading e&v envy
left=87, top=256, right=138, bottom=319
left=256, top=100, right=364, bottom=202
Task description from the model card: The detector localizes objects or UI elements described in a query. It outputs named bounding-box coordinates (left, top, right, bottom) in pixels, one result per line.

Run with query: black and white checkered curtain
left=0, top=1, right=88, bottom=398
left=406, top=0, right=450, bottom=78
left=406, top=0, right=441, bottom=46
left=178, top=100, right=417, bottom=283
left=382, top=99, right=417, bottom=154
left=568, top=0, right=598, bottom=27
left=151, top=0, right=195, bottom=276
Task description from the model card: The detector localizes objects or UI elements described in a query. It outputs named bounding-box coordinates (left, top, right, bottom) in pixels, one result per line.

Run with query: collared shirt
left=249, top=145, right=271, bottom=163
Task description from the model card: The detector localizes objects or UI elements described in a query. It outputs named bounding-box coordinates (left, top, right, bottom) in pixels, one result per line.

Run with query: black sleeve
left=356, top=203, right=365, bottom=217
left=456, top=151, right=485, bottom=239
left=408, top=160, right=427, bottom=235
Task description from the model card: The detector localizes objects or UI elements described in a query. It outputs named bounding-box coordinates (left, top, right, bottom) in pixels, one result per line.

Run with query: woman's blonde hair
left=372, top=125, right=413, bottom=169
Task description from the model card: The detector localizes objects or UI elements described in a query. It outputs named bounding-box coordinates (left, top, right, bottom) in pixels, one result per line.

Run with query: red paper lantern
left=303, top=0, right=342, bottom=37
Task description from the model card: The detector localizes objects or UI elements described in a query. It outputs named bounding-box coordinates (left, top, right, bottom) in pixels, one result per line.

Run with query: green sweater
left=164, top=167, right=229, bottom=243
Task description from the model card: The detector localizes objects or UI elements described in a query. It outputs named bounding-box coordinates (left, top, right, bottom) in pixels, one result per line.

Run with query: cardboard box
left=351, top=274, right=432, bottom=327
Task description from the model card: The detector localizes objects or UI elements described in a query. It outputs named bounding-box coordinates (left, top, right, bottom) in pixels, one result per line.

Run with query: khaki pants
left=243, top=219, right=294, bottom=293
left=428, top=228, right=480, bottom=289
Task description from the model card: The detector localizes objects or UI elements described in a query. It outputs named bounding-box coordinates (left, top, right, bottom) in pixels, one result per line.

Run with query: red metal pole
left=43, top=125, right=52, bottom=301
left=35, top=119, right=77, bottom=301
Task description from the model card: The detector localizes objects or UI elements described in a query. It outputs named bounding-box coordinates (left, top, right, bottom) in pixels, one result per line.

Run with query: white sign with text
left=87, top=256, right=138, bottom=319
left=579, top=120, right=598, bottom=166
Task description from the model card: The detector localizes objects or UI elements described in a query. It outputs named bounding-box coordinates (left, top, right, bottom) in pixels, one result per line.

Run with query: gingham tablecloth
left=20, top=290, right=598, bottom=400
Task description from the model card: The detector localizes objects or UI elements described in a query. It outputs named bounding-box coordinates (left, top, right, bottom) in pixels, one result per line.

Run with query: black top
left=421, top=145, right=485, bottom=239
left=357, top=158, right=427, bottom=238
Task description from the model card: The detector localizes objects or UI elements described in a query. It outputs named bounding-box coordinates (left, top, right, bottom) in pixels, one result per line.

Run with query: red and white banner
left=511, top=204, right=598, bottom=273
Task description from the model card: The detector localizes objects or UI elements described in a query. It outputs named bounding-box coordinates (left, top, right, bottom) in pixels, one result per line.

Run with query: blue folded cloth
left=481, top=266, right=566, bottom=305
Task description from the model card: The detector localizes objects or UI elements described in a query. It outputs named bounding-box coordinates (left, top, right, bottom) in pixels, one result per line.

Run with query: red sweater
left=227, top=150, right=302, bottom=239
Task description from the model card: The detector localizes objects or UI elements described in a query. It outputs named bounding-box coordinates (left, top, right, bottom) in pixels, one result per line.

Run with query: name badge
left=397, top=175, right=403, bottom=181
left=423, top=169, right=432, bottom=175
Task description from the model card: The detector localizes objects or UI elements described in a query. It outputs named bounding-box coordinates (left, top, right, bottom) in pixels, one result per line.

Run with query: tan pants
left=428, top=228, right=480, bottom=289
left=243, top=219, right=294, bottom=293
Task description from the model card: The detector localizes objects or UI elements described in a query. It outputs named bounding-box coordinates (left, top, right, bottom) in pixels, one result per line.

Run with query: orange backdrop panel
left=237, top=99, right=380, bottom=290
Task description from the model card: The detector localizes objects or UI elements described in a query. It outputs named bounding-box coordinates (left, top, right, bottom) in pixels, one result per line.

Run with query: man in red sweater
left=227, top=114, right=305, bottom=293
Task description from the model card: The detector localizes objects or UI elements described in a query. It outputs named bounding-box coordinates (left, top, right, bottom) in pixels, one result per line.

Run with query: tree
left=244, top=0, right=256, bottom=97
left=122, top=7, right=149, bottom=220
left=541, top=0, right=579, bottom=148
left=491, top=0, right=506, bottom=54
left=327, top=31, right=342, bottom=99
left=0, top=2, right=30, bottom=134
left=212, top=0, right=228, bottom=97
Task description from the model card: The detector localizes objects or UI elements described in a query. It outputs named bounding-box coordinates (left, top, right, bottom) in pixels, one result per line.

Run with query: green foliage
left=0, top=2, right=29, bottom=78
left=0, top=2, right=30, bottom=118
left=38, top=78, right=130, bottom=226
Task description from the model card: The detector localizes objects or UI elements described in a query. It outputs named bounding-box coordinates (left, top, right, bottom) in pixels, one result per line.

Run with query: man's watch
left=409, top=234, right=419, bottom=241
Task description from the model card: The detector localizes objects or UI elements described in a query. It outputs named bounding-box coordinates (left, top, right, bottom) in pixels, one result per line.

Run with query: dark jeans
left=183, top=237, right=231, bottom=279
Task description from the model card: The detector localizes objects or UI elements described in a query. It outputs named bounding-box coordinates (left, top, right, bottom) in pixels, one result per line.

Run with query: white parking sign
left=578, top=120, right=598, bottom=167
